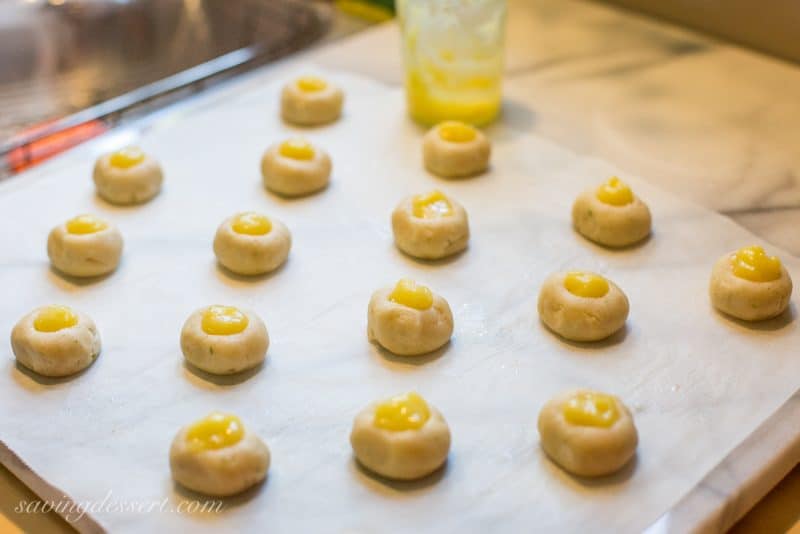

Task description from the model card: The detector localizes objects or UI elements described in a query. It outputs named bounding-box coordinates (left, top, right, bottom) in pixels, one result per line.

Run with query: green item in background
left=335, top=0, right=394, bottom=22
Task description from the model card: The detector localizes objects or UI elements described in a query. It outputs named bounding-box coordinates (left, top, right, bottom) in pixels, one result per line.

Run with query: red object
left=6, top=120, right=108, bottom=173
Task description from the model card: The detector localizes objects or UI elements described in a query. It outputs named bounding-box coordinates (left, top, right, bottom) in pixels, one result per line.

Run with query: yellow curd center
left=279, top=138, right=315, bottom=161
left=374, top=392, right=431, bottom=431
left=232, top=212, right=272, bottom=236
left=389, top=278, right=433, bottom=310
left=296, top=76, right=327, bottom=92
left=201, top=305, right=249, bottom=335
left=562, top=391, right=620, bottom=428
left=564, top=272, right=609, bottom=298
left=33, top=305, right=78, bottom=333
left=438, top=121, right=477, bottom=143
left=109, top=147, right=145, bottom=169
left=66, top=214, right=108, bottom=235
left=186, top=412, right=245, bottom=451
left=411, top=190, right=453, bottom=219
left=731, top=245, right=782, bottom=282
left=596, top=176, right=634, bottom=206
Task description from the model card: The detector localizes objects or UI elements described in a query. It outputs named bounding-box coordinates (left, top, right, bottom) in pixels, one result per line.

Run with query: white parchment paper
left=1, top=71, right=798, bottom=533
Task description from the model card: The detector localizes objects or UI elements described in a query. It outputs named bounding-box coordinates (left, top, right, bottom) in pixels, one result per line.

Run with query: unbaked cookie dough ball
left=93, top=146, right=163, bottom=205
left=709, top=245, right=793, bottom=321
left=261, top=138, right=331, bottom=197
left=213, top=212, right=291, bottom=276
left=423, top=121, right=491, bottom=178
left=538, top=271, right=629, bottom=342
left=180, top=305, right=268, bottom=375
left=170, top=412, right=270, bottom=496
left=281, top=75, right=344, bottom=126
left=391, top=189, right=469, bottom=260
left=538, top=389, right=638, bottom=477
left=47, top=214, right=123, bottom=277
left=572, top=176, right=652, bottom=247
left=350, top=392, right=450, bottom=480
left=367, top=279, right=454, bottom=356
left=11, top=305, right=101, bottom=377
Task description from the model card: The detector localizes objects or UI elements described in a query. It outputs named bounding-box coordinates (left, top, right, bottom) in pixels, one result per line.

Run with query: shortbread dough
left=261, top=138, right=331, bottom=197
left=350, top=392, right=451, bottom=480
left=170, top=412, right=270, bottom=496
left=391, top=190, right=469, bottom=260
left=709, top=246, right=793, bottom=321
left=93, top=146, right=163, bottom=205
left=367, top=279, right=453, bottom=356
left=180, top=305, right=268, bottom=374
left=572, top=176, right=651, bottom=247
left=47, top=214, right=123, bottom=277
left=538, top=271, right=629, bottom=342
left=11, top=305, right=101, bottom=377
left=538, top=389, right=638, bottom=477
left=213, top=212, right=291, bottom=275
left=281, top=76, right=344, bottom=126
left=423, top=121, right=491, bottom=178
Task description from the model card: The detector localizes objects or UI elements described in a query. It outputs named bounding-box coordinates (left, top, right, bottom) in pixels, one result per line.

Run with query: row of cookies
left=169, top=387, right=638, bottom=496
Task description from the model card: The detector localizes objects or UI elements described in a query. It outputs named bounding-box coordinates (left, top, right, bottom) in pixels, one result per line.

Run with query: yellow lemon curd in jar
left=296, top=76, right=328, bottom=92
left=564, top=272, right=609, bottom=298
left=201, top=305, right=249, bottom=335
left=374, top=392, right=431, bottom=431
left=563, top=391, right=619, bottom=428
left=412, top=190, right=453, bottom=219
left=232, top=212, right=272, bottom=236
left=66, top=214, right=108, bottom=235
left=34, top=305, right=78, bottom=332
left=596, top=177, right=634, bottom=206
left=279, top=138, right=315, bottom=161
left=109, top=147, right=145, bottom=169
left=731, top=246, right=782, bottom=282
left=389, top=279, right=434, bottom=310
left=186, top=412, right=245, bottom=451
left=438, top=121, right=477, bottom=143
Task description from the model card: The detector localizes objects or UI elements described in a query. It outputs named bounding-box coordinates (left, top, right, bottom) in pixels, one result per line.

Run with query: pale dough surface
left=422, top=126, right=491, bottom=178
left=169, top=428, right=270, bottom=497
left=213, top=215, right=292, bottom=276
left=47, top=222, right=123, bottom=278
left=709, top=253, right=793, bottom=321
left=93, top=154, right=163, bottom=205
left=367, top=287, right=453, bottom=356
left=572, top=189, right=651, bottom=247
left=261, top=143, right=331, bottom=197
left=180, top=308, right=269, bottom=374
left=350, top=403, right=450, bottom=480
left=11, top=307, right=101, bottom=377
left=391, top=194, right=469, bottom=260
left=538, top=272, right=629, bottom=342
left=280, top=81, right=344, bottom=126
left=538, top=389, right=638, bottom=477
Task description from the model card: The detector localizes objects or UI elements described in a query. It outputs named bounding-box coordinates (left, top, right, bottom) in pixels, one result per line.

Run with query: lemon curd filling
left=65, top=214, right=108, bottom=235
left=232, top=212, right=272, bottom=236
left=278, top=138, right=315, bottom=161
left=563, top=391, right=620, bottom=428
left=389, top=278, right=434, bottom=310
left=596, top=176, right=634, bottom=206
left=109, top=147, right=146, bottom=169
left=438, top=121, right=477, bottom=143
left=201, top=305, right=249, bottom=335
left=731, top=245, right=782, bottom=282
left=186, top=412, right=245, bottom=451
left=374, top=392, right=431, bottom=431
left=564, top=272, right=610, bottom=298
left=296, top=76, right=327, bottom=92
left=33, top=305, right=78, bottom=333
left=411, top=190, right=453, bottom=219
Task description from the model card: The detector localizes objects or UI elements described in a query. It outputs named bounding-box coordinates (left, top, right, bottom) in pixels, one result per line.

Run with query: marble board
left=1, top=70, right=798, bottom=533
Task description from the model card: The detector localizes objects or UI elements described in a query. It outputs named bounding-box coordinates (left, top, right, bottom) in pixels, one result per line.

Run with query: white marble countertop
left=315, top=0, right=800, bottom=257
